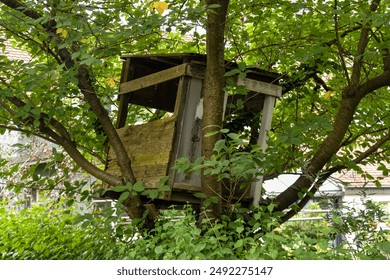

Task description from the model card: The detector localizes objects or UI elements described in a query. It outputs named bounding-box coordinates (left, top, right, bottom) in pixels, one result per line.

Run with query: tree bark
left=201, top=0, right=229, bottom=219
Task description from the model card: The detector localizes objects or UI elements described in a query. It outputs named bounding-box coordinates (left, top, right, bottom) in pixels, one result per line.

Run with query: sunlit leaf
left=56, top=28, right=69, bottom=38
left=150, top=2, right=168, bottom=15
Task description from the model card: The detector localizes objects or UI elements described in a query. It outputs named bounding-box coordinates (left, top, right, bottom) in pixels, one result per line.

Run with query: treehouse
left=105, top=53, right=282, bottom=207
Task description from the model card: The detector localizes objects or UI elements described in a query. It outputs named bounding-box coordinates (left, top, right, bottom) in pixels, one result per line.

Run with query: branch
left=350, top=0, right=381, bottom=86
left=76, top=66, right=137, bottom=183
left=1, top=94, right=124, bottom=186
left=0, top=124, right=58, bottom=145
left=280, top=128, right=390, bottom=223
left=341, top=126, right=390, bottom=147
left=1, top=0, right=137, bottom=183
left=334, top=0, right=351, bottom=84
left=6, top=96, right=71, bottom=140
left=357, top=69, right=390, bottom=99
left=353, top=130, right=390, bottom=164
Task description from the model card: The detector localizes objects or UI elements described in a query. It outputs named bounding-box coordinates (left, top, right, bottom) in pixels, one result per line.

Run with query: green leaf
left=154, top=245, right=164, bottom=255
left=208, top=4, right=221, bottom=9
left=132, top=181, right=145, bottom=192
left=117, top=191, right=130, bottom=205
left=237, top=62, right=246, bottom=71
left=148, top=189, right=160, bottom=199
left=378, top=241, right=390, bottom=254
left=227, top=133, right=240, bottom=140
left=193, top=192, right=207, bottom=199
left=224, top=68, right=241, bottom=77
left=234, top=239, right=243, bottom=248
left=158, top=176, right=169, bottom=184
left=213, top=139, right=226, bottom=153
left=158, top=185, right=171, bottom=192
left=205, top=130, right=220, bottom=137
left=236, top=226, right=244, bottom=234
left=113, top=184, right=132, bottom=192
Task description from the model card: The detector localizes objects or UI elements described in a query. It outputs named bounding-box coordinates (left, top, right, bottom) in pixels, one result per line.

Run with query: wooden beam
left=237, top=78, right=282, bottom=97
left=116, top=59, right=134, bottom=128
left=251, top=95, right=277, bottom=205
left=119, top=63, right=282, bottom=98
left=120, top=63, right=189, bottom=94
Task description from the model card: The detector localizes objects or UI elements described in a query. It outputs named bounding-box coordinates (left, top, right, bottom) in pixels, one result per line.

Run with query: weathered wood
left=251, top=95, right=278, bottom=204
left=106, top=117, right=176, bottom=192
left=116, top=59, right=134, bottom=128
left=237, top=78, right=282, bottom=97
left=120, top=64, right=188, bottom=94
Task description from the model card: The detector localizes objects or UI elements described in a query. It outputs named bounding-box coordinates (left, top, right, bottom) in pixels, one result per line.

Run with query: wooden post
left=252, top=94, right=277, bottom=206
left=116, top=59, right=134, bottom=128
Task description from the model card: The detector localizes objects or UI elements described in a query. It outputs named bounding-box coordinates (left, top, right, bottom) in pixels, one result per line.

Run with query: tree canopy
left=1, top=0, right=390, bottom=228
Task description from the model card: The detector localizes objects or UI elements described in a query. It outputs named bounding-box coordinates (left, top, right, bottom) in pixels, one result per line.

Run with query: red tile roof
left=335, top=163, right=390, bottom=188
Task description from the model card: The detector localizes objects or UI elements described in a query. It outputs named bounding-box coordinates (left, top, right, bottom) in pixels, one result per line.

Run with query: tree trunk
left=201, top=0, right=230, bottom=219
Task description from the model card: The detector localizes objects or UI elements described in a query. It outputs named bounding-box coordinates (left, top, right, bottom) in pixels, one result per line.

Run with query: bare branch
left=0, top=124, right=58, bottom=145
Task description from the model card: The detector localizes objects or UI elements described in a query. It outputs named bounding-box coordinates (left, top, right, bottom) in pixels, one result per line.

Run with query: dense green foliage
left=0, top=200, right=126, bottom=259
left=1, top=198, right=388, bottom=260
left=1, top=0, right=390, bottom=258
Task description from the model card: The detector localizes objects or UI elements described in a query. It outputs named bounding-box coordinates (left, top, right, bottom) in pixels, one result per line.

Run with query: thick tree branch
left=1, top=0, right=145, bottom=221
left=76, top=66, right=137, bottom=183
left=42, top=127, right=123, bottom=186
left=274, top=92, right=361, bottom=211
left=1, top=95, right=123, bottom=185
left=357, top=70, right=390, bottom=99
left=280, top=128, right=390, bottom=223
left=1, top=0, right=137, bottom=182
left=0, top=124, right=58, bottom=145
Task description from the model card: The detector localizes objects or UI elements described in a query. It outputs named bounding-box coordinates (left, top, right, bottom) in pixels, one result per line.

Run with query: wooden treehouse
left=106, top=53, right=282, bottom=207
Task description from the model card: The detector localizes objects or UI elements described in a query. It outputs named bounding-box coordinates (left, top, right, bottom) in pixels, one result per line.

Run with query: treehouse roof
left=120, top=53, right=283, bottom=84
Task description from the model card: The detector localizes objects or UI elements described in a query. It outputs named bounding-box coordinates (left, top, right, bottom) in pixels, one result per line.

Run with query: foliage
left=129, top=200, right=389, bottom=260
left=1, top=0, right=390, bottom=230
left=0, top=199, right=131, bottom=260
left=0, top=195, right=388, bottom=260
left=94, top=199, right=390, bottom=260
left=175, top=129, right=264, bottom=209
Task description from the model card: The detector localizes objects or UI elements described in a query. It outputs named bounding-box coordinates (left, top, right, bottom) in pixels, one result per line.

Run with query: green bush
left=0, top=201, right=129, bottom=260
left=1, top=199, right=388, bottom=260
left=120, top=205, right=389, bottom=260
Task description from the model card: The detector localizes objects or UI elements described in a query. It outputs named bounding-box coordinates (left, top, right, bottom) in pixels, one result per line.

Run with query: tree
left=1, top=0, right=389, bottom=231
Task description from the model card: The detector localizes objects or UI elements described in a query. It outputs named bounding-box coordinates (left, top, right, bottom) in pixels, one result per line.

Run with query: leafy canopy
left=0, top=0, right=390, bottom=223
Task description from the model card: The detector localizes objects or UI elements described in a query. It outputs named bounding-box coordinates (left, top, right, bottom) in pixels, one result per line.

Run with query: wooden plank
left=106, top=117, right=175, bottom=192
left=116, top=59, right=135, bottom=128
left=120, top=63, right=188, bottom=94
left=237, top=78, right=282, bottom=97
left=251, top=95, right=277, bottom=205
left=185, top=63, right=206, bottom=79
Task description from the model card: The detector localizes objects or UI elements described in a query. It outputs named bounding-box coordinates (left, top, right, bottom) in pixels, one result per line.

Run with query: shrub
left=0, top=201, right=129, bottom=260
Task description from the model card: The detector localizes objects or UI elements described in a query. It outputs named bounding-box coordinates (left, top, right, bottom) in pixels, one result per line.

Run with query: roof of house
left=335, top=163, right=390, bottom=188
left=2, top=40, right=31, bottom=62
